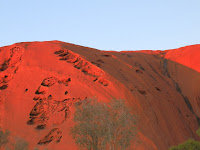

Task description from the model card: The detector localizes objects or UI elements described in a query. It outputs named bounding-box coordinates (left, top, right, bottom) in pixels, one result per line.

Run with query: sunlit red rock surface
left=0, top=41, right=200, bottom=150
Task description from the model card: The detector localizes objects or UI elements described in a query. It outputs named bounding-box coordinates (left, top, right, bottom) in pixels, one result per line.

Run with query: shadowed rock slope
left=0, top=41, right=200, bottom=150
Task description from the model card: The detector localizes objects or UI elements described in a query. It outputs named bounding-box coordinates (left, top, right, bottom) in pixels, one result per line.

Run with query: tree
left=13, top=137, right=29, bottom=150
left=0, top=128, right=47, bottom=150
left=169, top=127, right=200, bottom=150
left=70, top=98, right=137, bottom=150
left=196, top=128, right=200, bottom=137
left=0, top=128, right=9, bottom=148
left=169, top=139, right=200, bottom=150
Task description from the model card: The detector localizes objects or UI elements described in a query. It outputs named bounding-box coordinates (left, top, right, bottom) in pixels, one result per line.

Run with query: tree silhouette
left=71, top=98, right=137, bottom=150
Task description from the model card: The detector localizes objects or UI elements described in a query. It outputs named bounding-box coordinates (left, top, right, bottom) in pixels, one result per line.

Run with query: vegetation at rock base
left=169, top=127, right=200, bottom=150
left=0, top=128, right=48, bottom=150
left=196, top=128, right=200, bottom=137
left=169, top=139, right=200, bottom=150
left=0, top=128, right=9, bottom=148
left=71, top=98, right=137, bottom=150
left=12, top=137, right=29, bottom=150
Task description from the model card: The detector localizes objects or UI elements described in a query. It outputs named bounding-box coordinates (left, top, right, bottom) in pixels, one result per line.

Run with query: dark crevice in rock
left=38, top=128, right=62, bottom=145
left=0, top=84, right=8, bottom=90
left=91, top=62, right=101, bottom=67
left=155, top=87, right=161, bottom=91
left=175, top=82, right=200, bottom=126
left=102, top=54, right=112, bottom=57
left=96, top=59, right=104, bottom=63
left=0, top=61, right=8, bottom=72
left=162, top=59, right=170, bottom=78
left=175, top=83, right=194, bottom=113
left=153, top=110, right=159, bottom=125
left=138, top=90, right=146, bottom=95
left=135, top=62, right=145, bottom=71
left=136, top=69, right=143, bottom=74
left=36, top=124, right=46, bottom=130
left=93, top=78, right=98, bottom=82
left=148, top=63, right=170, bottom=86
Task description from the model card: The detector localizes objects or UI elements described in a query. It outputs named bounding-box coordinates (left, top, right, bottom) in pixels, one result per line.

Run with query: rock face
left=0, top=41, right=200, bottom=150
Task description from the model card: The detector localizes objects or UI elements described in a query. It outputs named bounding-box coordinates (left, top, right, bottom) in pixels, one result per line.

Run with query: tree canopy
left=71, top=98, right=137, bottom=150
left=169, top=139, right=200, bottom=150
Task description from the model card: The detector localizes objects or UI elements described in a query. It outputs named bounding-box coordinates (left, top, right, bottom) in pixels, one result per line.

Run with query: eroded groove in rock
left=41, top=77, right=58, bottom=87
left=0, top=46, right=24, bottom=71
left=38, top=128, right=62, bottom=145
left=162, top=59, right=170, bottom=77
left=58, top=78, right=71, bottom=86
left=27, top=76, right=85, bottom=129
left=0, top=46, right=24, bottom=89
left=136, top=69, right=143, bottom=74
left=174, top=82, right=200, bottom=125
left=98, top=79, right=109, bottom=86
left=54, top=49, right=110, bottom=86
left=138, top=89, right=147, bottom=95
left=28, top=95, right=70, bottom=127
left=0, top=84, right=8, bottom=90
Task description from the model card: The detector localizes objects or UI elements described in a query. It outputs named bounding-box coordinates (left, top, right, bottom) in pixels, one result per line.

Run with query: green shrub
left=196, top=128, right=200, bottom=137
left=169, top=139, right=200, bottom=150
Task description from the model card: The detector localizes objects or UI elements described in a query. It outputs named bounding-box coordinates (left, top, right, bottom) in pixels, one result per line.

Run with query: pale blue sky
left=0, top=0, right=200, bottom=51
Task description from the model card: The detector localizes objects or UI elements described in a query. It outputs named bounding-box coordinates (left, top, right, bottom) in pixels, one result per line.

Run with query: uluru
left=0, top=40, right=200, bottom=150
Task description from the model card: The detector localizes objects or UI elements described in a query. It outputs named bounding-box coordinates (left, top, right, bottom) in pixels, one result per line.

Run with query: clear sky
left=0, top=0, right=200, bottom=51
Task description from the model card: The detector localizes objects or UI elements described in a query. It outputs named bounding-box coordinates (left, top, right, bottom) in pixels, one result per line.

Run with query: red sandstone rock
left=0, top=41, right=200, bottom=150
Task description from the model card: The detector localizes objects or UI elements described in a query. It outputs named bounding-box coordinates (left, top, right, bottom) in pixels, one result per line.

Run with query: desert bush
left=169, top=139, right=200, bottom=150
left=13, top=137, right=29, bottom=150
left=0, top=128, right=10, bottom=148
left=71, top=98, right=137, bottom=150
left=0, top=128, right=47, bottom=150
left=196, top=128, right=200, bottom=137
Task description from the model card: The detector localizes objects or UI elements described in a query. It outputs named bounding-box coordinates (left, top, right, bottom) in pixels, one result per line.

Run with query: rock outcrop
left=0, top=41, right=200, bottom=150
